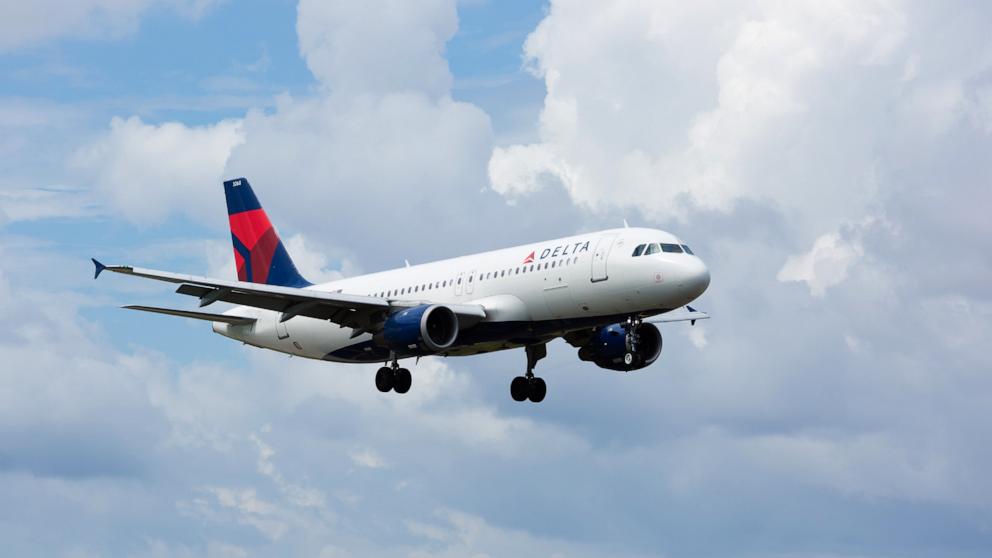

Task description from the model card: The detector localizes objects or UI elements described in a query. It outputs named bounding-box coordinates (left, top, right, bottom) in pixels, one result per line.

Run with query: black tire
left=375, top=367, right=394, bottom=392
left=510, top=376, right=529, bottom=401
left=528, top=377, right=547, bottom=403
left=394, top=368, right=412, bottom=394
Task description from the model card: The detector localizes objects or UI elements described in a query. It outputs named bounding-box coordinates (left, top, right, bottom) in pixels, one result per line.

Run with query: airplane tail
left=224, top=177, right=311, bottom=288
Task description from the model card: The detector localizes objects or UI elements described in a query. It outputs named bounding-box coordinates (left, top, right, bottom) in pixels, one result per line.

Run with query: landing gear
left=622, top=315, right=642, bottom=368
left=393, top=367, right=412, bottom=394
left=376, top=358, right=411, bottom=394
left=375, top=366, right=394, bottom=392
left=510, top=344, right=548, bottom=403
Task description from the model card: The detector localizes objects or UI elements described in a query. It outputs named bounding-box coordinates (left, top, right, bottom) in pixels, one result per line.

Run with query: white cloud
left=686, top=324, right=708, bottom=349
left=5, top=1, right=992, bottom=556
left=296, top=0, right=457, bottom=98
left=486, top=0, right=974, bottom=242
left=0, top=0, right=221, bottom=52
left=72, top=116, right=245, bottom=225
left=0, top=187, right=98, bottom=222
left=777, top=231, right=864, bottom=296
left=348, top=448, right=386, bottom=469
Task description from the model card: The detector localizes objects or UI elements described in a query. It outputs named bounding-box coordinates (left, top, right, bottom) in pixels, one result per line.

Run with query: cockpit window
left=681, top=244, right=694, bottom=255
left=632, top=244, right=646, bottom=257
left=661, top=243, right=684, bottom=253
left=644, top=243, right=660, bottom=255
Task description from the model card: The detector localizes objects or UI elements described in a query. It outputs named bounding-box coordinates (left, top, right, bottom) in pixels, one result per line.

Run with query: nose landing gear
left=510, top=344, right=547, bottom=403
left=621, top=315, right=643, bottom=367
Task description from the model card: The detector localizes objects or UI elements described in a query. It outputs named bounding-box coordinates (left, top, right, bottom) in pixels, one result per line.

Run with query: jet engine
left=577, top=322, right=663, bottom=371
left=379, top=304, right=459, bottom=353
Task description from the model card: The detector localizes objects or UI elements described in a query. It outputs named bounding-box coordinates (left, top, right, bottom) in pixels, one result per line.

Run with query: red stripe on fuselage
left=229, top=208, right=272, bottom=249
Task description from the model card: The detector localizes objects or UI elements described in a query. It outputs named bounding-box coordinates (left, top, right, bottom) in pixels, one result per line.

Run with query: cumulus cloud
left=0, top=0, right=220, bottom=52
left=296, top=0, right=457, bottom=98
left=777, top=231, right=864, bottom=296
left=72, top=116, right=245, bottom=225
left=5, top=1, right=992, bottom=556
left=488, top=0, right=992, bottom=277
left=218, top=0, right=498, bottom=268
left=70, top=0, right=499, bottom=270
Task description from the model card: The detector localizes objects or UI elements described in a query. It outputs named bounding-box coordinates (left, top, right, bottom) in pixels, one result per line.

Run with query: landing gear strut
left=376, top=356, right=411, bottom=394
left=621, top=315, right=642, bottom=367
left=511, top=344, right=547, bottom=403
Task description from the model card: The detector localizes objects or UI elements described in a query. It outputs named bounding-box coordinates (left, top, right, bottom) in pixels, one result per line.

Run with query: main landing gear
left=510, top=344, right=547, bottom=403
left=375, top=358, right=411, bottom=394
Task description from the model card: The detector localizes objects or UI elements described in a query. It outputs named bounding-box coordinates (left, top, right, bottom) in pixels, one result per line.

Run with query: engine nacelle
left=577, top=322, right=663, bottom=371
left=380, top=304, right=459, bottom=353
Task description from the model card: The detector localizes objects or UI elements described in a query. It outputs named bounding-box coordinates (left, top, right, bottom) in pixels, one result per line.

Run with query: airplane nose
left=680, top=257, right=710, bottom=300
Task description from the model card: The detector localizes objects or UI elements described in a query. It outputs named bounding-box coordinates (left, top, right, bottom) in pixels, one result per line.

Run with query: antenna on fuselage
left=622, top=218, right=630, bottom=228
left=404, top=259, right=411, bottom=268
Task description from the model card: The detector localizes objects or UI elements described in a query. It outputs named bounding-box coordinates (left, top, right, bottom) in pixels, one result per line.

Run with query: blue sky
left=2, top=1, right=992, bottom=556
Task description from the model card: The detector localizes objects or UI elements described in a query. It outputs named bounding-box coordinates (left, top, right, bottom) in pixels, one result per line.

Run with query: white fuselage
left=213, top=227, right=710, bottom=362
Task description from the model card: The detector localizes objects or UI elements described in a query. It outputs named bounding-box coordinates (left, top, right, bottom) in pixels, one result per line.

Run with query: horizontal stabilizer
left=123, top=305, right=256, bottom=325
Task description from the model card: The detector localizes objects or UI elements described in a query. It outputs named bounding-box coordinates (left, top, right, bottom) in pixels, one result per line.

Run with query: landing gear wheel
left=510, top=376, right=529, bottom=402
left=375, top=366, right=394, bottom=393
left=623, top=352, right=634, bottom=366
left=393, top=368, right=412, bottom=394
left=528, top=377, right=547, bottom=403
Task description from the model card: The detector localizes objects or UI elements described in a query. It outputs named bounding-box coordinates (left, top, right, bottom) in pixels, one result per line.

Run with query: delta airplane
left=93, top=178, right=710, bottom=403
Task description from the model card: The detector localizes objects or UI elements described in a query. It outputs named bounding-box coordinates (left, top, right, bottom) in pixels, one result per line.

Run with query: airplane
left=92, top=178, right=710, bottom=403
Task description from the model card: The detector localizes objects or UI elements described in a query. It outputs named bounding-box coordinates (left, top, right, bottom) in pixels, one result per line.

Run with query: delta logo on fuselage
left=522, top=240, right=591, bottom=264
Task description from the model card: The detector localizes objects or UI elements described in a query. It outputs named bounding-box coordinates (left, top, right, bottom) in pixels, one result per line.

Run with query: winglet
left=92, top=258, right=107, bottom=279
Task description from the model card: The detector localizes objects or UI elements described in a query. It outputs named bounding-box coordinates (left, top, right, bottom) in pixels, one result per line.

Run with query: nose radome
left=680, top=257, right=710, bottom=300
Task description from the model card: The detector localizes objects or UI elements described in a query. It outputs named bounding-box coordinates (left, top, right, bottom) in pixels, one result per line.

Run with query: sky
left=1, top=0, right=991, bottom=556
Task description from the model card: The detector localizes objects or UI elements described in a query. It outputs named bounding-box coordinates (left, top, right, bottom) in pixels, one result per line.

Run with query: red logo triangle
left=522, top=251, right=535, bottom=264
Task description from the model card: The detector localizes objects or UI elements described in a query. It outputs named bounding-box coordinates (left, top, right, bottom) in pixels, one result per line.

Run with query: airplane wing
left=92, top=259, right=486, bottom=331
left=643, top=305, right=709, bottom=325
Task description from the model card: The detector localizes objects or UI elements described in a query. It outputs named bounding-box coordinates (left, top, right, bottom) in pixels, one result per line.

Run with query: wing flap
left=123, top=305, right=256, bottom=325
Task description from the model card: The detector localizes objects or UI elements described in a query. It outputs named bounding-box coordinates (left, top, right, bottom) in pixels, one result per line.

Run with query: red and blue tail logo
left=224, top=178, right=311, bottom=288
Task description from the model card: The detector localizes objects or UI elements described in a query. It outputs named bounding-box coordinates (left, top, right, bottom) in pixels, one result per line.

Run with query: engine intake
left=578, top=322, right=663, bottom=371
left=380, top=304, right=459, bottom=353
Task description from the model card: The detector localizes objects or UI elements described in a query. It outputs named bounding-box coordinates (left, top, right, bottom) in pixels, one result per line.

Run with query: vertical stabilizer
left=224, top=178, right=311, bottom=288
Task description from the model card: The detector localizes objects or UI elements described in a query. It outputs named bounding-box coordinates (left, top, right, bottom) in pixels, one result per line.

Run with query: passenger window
left=551, top=261, right=556, bottom=268
left=632, top=244, right=646, bottom=257
left=661, top=243, right=684, bottom=253
left=681, top=244, right=694, bottom=255
left=469, top=275, right=473, bottom=283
